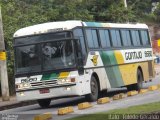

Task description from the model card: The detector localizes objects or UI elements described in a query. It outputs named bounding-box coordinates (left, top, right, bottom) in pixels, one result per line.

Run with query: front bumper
left=16, top=84, right=80, bottom=101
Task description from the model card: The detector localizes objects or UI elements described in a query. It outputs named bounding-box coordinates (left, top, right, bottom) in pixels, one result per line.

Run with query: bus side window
left=86, top=29, right=99, bottom=49
left=131, top=30, right=141, bottom=46
left=121, top=30, right=132, bottom=46
left=140, top=30, right=150, bottom=46
left=110, top=29, right=122, bottom=47
left=73, top=28, right=87, bottom=62
left=99, top=29, right=111, bottom=48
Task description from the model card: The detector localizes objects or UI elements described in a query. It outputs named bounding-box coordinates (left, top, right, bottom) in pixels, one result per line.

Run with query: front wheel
left=37, top=98, right=51, bottom=108
left=85, top=76, right=99, bottom=102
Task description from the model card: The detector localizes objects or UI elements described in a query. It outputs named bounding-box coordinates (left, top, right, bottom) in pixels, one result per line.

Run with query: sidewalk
left=0, top=96, right=19, bottom=109
left=0, top=96, right=36, bottom=111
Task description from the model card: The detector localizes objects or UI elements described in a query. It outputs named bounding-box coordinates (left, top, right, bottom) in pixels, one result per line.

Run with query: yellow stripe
left=114, top=51, right=124, bottom=64
left=119, top=64, right=137, bottom=85
left=58, top=72, right=70, bottom=79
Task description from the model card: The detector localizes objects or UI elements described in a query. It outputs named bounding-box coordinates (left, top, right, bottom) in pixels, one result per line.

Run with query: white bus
left=14, top=20, right=155, bottom=108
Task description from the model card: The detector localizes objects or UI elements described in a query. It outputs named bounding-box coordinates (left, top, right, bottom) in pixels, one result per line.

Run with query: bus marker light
left=71, top=78, right=76, bottom=82
left=139, top=89, right=148, bottom=94
left=97, top=97, right=110, bottom=104
left=78, top=102, right=92, bottom=110
left=18, top=84, right=23, bottom=89
left=34, top=112, right=52, bottom=120
left=58, top=106, right=74, bottom=115
left=127, top=91, right=138, bottom=96
left=15, top=84, right=18, bottom=89
left=148, top=85, right=158, bottom=91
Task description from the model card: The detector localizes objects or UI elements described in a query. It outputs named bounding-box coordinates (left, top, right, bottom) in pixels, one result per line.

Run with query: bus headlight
left=57, top=78, right=76, bottom=84
left=17, top=83, right=31, bottom=89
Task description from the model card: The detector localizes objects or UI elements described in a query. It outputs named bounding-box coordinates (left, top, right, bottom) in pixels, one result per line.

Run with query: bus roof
left=13, top=20, right=148, bottom=37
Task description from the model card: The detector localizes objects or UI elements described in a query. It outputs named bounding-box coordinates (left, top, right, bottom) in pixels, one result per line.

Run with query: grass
left=67, top=102, right=160, bottom=120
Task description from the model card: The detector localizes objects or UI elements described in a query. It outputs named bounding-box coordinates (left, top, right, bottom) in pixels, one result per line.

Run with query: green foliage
left=0, top=0, right=158, bottom=95
left=104, top=1, right=136, bottom=22
left=154, top=3, right=160, bottom=22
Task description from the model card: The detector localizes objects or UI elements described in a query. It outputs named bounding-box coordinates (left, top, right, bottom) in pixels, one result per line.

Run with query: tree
left=154, top=3, right=160, bottom=22
left=104, top=0, right=136, bottom=22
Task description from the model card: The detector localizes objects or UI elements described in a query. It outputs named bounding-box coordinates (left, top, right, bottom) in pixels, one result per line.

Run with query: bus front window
left=42, top=40, right=75, bottom=70
left=15, top=32, right=76, bottom=75
left=15, top=45, right=41, bottom=74
left=16, top=41, right=75, bottom=74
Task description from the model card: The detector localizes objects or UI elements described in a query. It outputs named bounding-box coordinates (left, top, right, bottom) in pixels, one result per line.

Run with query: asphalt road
left=0, top=73, right=160, bottom=120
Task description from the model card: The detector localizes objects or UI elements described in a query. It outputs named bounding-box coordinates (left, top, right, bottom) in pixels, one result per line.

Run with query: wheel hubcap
left=91, top=80, right=97, bottom=95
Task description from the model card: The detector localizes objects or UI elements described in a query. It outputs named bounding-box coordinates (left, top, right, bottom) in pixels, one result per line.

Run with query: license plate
left=39, top=89, right=50, bottom=94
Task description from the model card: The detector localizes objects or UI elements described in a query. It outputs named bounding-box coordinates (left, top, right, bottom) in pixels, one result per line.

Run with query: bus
left=14, top=20, right=155, bottom=108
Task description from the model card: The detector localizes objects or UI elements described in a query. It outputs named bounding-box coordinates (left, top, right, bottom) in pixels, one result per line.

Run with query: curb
left=58, top=106, right=74, bottom=115
left=127, top=91, right=138, bottom=96
left=78, top=102, right=92, bottom=110
left=148, top=85, right=158, bottom=91
left=34, top=112, right=52, bottom=120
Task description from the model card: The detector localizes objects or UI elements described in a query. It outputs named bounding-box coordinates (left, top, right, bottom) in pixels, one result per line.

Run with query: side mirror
left=75, top=39, right=84, bottom=75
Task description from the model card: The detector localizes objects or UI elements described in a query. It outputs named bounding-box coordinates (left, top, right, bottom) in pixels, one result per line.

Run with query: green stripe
left=100, top=51, right=124, bottom=87
left=41, top=73, right=59, bottom=81
left=85, top=22, right=102, bottom=27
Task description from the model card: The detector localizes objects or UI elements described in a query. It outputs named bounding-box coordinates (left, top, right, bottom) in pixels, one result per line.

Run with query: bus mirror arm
left=77, top=57, right=84, bottom=75
left=75, top=39, right=84, bottom=75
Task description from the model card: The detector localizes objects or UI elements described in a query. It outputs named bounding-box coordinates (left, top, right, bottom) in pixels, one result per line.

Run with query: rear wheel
left=37, top=98, right=51, bottom=108
left=136, top=69, right=143, bottom=90
left=127, top=69, right=143, bottom=91
left=85, top=76, right=99, bottom=102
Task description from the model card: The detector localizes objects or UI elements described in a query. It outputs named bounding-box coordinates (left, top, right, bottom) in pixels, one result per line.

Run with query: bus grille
left=30, top=80, right=57, bottom=87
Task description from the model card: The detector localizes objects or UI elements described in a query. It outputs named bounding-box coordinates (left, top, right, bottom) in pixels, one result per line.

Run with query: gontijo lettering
left=125, top=50, right=152, bottom=60
left=125, top=51, right=142, bottom=60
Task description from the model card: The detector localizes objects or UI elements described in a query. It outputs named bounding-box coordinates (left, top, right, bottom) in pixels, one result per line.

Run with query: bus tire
left=127, top=69, right=143, bottom=91
left=85, top=76, right=99, bottom=102
left=37, top=98, right=51, bottom=108
left=136, top=69, right=143, bottom=91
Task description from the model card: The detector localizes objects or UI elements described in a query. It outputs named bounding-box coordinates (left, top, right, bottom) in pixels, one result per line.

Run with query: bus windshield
left=15, top=32, right=75, bottom=74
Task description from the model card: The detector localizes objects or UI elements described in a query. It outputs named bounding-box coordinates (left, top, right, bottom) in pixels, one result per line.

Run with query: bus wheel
left=37, top=98, right=51, bottom=108
left=85, top=76, right=99, bottom=102
left=136, top=69, right=143, bottom=91
left=127, top=69, right=143, bottom=91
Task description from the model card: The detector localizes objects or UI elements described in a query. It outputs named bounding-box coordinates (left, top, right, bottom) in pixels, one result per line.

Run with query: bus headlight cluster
left=57, top=78, right=76, bottom=84
left=16, top=83, right=31, bottom=89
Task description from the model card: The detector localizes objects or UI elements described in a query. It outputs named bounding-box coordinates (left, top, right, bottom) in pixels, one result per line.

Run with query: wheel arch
left=137, top=66, right=144, bottom=81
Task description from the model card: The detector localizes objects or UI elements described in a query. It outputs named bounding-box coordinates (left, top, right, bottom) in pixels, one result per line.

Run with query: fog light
left=66, top=87, right=71, bottom=91
left=20, top=92, right=24, bottom=96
